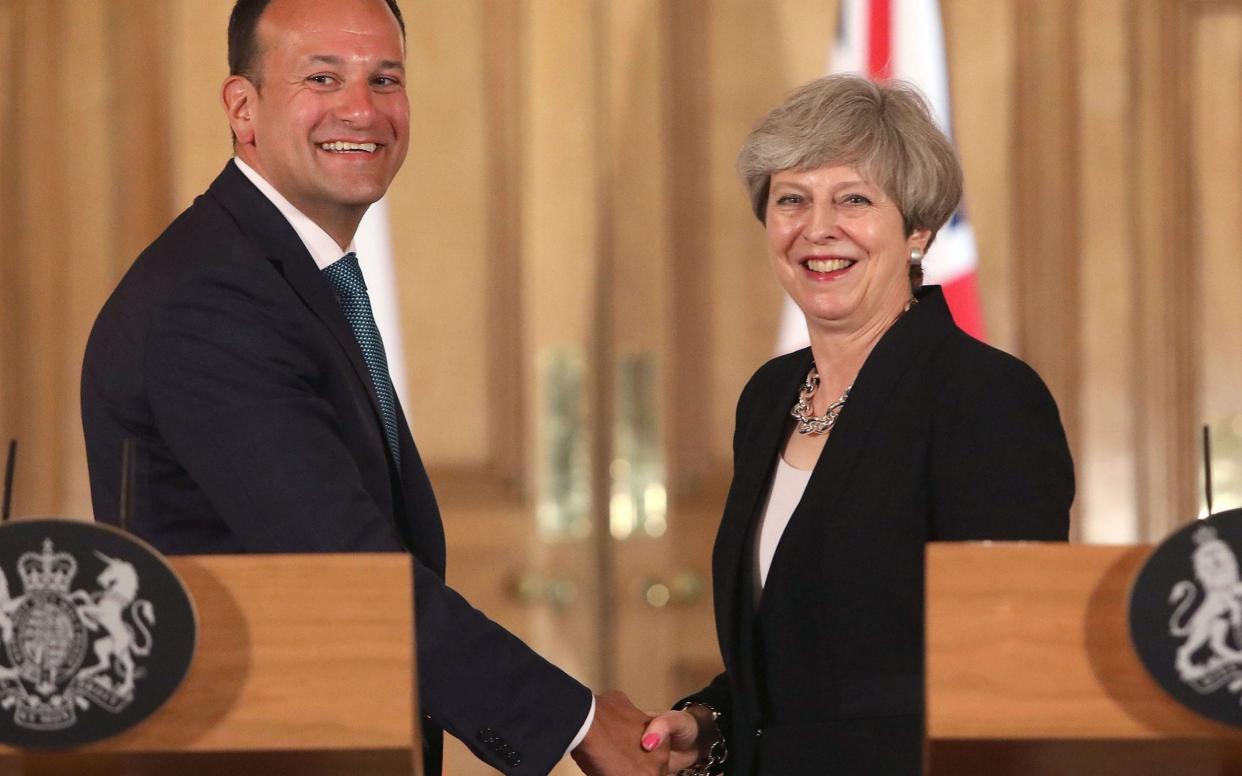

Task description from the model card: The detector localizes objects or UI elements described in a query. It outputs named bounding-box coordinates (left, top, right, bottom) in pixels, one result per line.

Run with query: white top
left=233, top=156, right=596, bottom=753
left=753, top=457, right=815, bottom=606
left=233, top=157, right=356, bottom=268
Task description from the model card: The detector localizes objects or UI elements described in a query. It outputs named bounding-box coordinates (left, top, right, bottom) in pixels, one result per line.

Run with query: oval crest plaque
left=1129, top=507, right=1242, bottom=727
left=0, top=518, right=196, bottom=748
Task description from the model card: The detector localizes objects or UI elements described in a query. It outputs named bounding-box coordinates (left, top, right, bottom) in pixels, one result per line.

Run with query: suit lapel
left=758, top=288, right=956, bottom=609
left=207, top=162, right=393, bottom=461
left=717, top=289, right=957, bottom=723
left=713, top=349, right=811, bottom=723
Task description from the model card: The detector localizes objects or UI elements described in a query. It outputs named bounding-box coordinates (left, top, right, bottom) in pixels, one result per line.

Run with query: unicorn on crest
left=74, top=552, right=155, bottom=696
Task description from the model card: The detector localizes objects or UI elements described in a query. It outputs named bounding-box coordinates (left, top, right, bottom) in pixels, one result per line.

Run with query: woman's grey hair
left=737, top=74, right=963, bottom=248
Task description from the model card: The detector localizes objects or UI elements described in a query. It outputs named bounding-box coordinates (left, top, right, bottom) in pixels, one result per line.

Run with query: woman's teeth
left=805, top=258, right=853, bottom=272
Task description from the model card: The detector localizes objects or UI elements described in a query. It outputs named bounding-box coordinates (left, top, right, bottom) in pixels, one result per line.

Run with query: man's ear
left=222, top=75, right=257, bottom=145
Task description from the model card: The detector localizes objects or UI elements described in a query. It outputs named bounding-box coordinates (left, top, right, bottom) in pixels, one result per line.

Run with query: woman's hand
left=641, top=708, right=708, bottom=772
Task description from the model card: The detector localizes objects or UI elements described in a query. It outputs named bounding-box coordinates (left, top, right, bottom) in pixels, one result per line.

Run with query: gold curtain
left=0, top=1, right=173, bottom=519
left=1, top=0, right=1240, bottom=540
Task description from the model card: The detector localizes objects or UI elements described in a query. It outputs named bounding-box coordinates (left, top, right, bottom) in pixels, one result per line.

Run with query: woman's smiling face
left=765, top=164, right=928, bottom=335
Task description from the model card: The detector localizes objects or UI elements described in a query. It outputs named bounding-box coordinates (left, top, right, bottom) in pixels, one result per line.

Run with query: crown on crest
left=18, top=539, right=78, bottom=593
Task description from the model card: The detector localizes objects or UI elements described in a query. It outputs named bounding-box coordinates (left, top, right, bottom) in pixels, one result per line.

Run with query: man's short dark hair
left=228, top=0, right=406, bottom=85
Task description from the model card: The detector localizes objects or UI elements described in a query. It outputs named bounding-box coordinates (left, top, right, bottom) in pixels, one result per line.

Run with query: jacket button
left=755, top=727, right=763, bottom=738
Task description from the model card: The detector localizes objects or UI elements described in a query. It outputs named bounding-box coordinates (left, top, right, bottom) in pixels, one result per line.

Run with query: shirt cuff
left=565, top=695, right=596, bottom=756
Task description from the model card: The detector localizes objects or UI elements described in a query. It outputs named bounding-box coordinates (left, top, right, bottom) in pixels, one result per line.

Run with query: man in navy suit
left=80, top=1, right=663, bottom=773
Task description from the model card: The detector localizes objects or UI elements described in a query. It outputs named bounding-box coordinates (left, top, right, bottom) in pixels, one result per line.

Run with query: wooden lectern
left=927, top=543, right=1242, bottom=775
left=0, top=554, right=420, bottom=776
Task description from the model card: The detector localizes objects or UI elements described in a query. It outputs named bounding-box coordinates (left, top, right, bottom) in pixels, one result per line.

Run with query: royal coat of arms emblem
left=1167, top=526, right=1242, bottom=695
left=1130, top=507, right=1242, bottom=727
left=0, top=539, right=156, bottom=730
left=0, top=518, right=194, bottom=749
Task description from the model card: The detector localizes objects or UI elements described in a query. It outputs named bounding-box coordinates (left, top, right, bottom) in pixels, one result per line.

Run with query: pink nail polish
left=641, top=733, right=661, bottom=751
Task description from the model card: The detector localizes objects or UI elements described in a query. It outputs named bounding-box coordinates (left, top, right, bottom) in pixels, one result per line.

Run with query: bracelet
left=671, top=701, right=727, bottom=776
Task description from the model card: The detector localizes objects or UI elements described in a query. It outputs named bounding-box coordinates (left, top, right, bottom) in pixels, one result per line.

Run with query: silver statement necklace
left=791, top=367, right=852, bottom=436
left=791, top=296, right=918, bottom=436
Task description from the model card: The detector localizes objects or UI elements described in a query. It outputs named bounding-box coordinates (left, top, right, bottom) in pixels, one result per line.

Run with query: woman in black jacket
left=640, top=75, right=1073, bottom=775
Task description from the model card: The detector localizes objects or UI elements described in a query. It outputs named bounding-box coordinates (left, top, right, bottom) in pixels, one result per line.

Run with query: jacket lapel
left=758, top=288, right=957, bottom=608
left=713, top=349, right=811, bottom=723
left=207, top=162, right=392, bottom=459
left=717, top=289, right=957, bottom=723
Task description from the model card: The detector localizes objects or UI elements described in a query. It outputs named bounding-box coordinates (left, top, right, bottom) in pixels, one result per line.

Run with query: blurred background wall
left=2, top=1, right=1241, bottom=769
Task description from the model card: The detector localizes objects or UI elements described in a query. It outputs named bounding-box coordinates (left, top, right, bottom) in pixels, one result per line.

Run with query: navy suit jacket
left=683, top=287, right=1074, bottom=775
left=82, top=161, right=591, bottom=775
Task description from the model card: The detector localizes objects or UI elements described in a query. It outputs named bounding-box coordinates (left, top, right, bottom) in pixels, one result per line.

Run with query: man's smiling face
left=227, top=0, right=409, bottom=238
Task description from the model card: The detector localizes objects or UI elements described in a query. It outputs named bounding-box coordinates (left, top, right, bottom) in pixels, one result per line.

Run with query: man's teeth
left=805, top=258, right=853, bottom=273
left=320, top=141, right=378, bottom=153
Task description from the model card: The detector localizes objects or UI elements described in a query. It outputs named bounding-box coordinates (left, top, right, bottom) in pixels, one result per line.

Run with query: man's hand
left=571, top=691, right=669, bottom=775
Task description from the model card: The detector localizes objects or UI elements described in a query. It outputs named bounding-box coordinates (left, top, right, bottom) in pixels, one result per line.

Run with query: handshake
left=570, top=690, right=720, bottom=776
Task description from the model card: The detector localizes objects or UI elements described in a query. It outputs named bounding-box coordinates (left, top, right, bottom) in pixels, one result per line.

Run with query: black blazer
left=81, top=161, right=590, bottom=775
left=683, top=287, right=1073, bottom=775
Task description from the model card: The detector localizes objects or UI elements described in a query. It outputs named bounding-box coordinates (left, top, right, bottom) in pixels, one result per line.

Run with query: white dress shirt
left=233, top=157, right=356, bottom=268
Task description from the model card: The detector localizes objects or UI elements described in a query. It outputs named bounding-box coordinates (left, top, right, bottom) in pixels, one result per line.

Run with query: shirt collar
left=233, top=156, right=356, bottom=271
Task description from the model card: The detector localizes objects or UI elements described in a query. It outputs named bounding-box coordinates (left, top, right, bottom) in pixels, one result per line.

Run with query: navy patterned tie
left=322, top=252, right=401, bottom=467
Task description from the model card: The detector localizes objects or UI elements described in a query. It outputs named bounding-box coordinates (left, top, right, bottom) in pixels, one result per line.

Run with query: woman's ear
left=909, top=228, right=931, bottom=253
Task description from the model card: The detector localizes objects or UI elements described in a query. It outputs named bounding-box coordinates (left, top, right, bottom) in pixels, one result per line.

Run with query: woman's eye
left=842, top=194, right=871, bottom=206
left=775, top=194, right=803, bottom=205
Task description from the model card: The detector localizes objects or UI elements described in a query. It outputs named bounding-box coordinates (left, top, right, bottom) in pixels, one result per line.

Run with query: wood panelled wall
left=2, top=0, right=1241, bottom=543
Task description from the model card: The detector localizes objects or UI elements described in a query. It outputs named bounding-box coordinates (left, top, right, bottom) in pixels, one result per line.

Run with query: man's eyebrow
left=305, top=54, right=405, bottom=72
